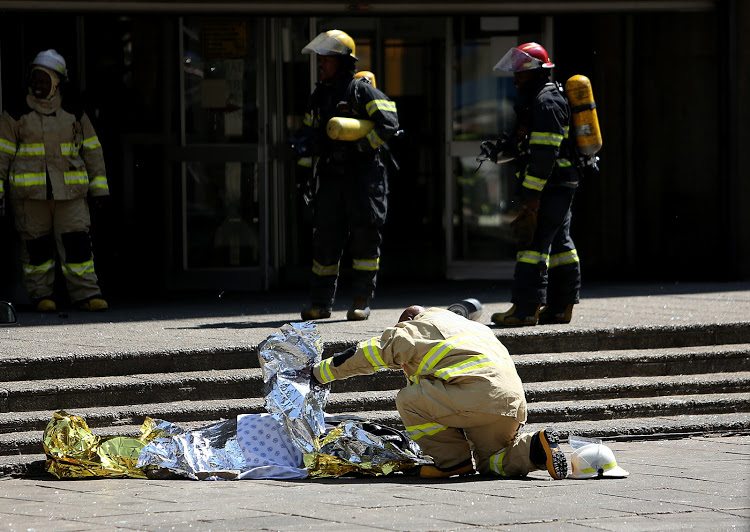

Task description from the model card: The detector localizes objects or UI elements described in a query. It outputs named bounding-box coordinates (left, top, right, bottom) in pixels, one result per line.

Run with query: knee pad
left=25, top=234, right=55, bottom=266
left=61, top=231, right=92, bottom=264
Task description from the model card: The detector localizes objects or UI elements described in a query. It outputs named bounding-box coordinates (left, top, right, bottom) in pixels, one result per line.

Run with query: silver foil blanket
left=258, top=321, right=329, bottom=454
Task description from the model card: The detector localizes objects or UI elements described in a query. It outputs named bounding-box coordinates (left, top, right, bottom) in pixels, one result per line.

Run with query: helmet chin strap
left=31, top=66, right=60, bottom=99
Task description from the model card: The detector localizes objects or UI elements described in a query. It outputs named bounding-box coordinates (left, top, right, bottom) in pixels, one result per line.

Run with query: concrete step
left=3, top=324, right=749, bottom=383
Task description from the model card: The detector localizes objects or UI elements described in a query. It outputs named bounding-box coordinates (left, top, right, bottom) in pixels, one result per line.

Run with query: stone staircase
left=1, top=323, right=749, bottom=476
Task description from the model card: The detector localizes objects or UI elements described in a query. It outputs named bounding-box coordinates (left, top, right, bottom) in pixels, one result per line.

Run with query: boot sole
left=539, top=429, right=568, bottom=480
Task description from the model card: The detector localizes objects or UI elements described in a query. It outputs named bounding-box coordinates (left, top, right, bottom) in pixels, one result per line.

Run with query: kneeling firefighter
left=0, top=50, right=109, bottom=312
left=484, top=42, right=584, bottom=327
left=296, top=30, right=399, bottom=322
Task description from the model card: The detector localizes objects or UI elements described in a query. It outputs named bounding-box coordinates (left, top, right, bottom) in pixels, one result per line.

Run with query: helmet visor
left=493, top=48, right=543, bottom=73
left=302, top=32, right=354, bottom=57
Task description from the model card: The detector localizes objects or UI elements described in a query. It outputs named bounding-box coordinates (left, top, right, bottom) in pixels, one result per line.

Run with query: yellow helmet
left=302, top=29, right=358, bottom=60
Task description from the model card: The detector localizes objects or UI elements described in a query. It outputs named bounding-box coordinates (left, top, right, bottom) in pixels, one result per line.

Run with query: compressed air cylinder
left=564, top=75, right=602, bottom=155
left=326, top=117, right=375, bottom=141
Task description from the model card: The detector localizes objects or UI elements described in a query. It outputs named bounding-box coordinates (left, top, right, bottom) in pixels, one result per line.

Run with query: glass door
left=170, top=17, right=268, bottom=290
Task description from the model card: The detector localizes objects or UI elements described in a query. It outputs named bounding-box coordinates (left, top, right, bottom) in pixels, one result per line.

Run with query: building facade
left=0, top=0, right=746, bottom=300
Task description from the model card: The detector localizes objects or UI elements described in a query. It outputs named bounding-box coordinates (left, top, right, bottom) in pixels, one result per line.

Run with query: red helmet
left=493, top=42, right=555, bottom=73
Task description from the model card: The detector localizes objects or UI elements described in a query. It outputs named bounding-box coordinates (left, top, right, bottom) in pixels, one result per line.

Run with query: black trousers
left=511, top=185, right=581, bottom=306
left=309, top=156, right=388, bottom=306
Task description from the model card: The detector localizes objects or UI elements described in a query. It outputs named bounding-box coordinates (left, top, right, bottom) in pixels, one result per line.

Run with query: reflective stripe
left=17, top=143, right=45, bottom=156
left=517, top=250, right=550, bottom=266
left=365, top=128, right=386, bottom=149
left=89, top=176, right=109, bottom=192
left=579, top=461, right=617, bottom=475
left=405, top=422, right=447, bottom=441
left=318, top=357, right=335, bottom=384
left=11, top=173, right=46, bottom=187
left=434, top=354, right=504, bottom=380
left=82, top=136, right=102, bottom=151
left=0, top=138, right=17, bottom=155
left=312, top=260, right=339, bottom=277
left=23, top=259, right=54, bottom=276
left=303, top=112, right=314, bottom=127
left=556, top=158, right=572, bottom=167
left=62, top=260, right=95, bottom=276
left=530, top=131, right=564, bottom=146
left=298, top=157, right=313, bottom=168
left=63, top=170, right=88, bottom=185
left=549, top=249, right=579, bottom=268
left=352, top=257, right=379, bottom=271
left=362, top=337, right=387, bottom=371
left=522, top=173, right=546, bottom=191
left=60, top=143, right=79, bottom=156
left=365, top=99, right=397, bottom=115
left=0, top=180, right=4, bottom=194
left=489, top=448, right=507, bottom=476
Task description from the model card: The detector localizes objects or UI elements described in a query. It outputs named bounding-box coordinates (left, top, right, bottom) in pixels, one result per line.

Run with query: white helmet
left=569, top=442, right=629, bottom=479
left=31, top=49, right=68, bottom=80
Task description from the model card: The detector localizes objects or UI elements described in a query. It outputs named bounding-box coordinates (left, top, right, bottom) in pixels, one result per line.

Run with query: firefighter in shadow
left=482, top=43, right=582, bottom=327
left=295, top=30, right=399, bottom=321
left=0, top=50, right=109, bottom=312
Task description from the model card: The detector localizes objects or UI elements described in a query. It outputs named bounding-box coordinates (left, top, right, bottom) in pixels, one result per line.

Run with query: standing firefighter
left=297, top=30, right=399, bottom=321
left=485, top=43, right=582, bottom=327
left=312, top=305, right=568, bottom=479
left=0, top=50, right=109, bottom=312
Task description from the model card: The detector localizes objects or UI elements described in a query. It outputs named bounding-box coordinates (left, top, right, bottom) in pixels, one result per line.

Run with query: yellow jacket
left=0, top=91, right=108, bottom=201
left=313, top=307, right=527, bottom=422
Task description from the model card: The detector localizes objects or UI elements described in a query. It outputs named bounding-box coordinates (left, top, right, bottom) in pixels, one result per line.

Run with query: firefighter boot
left=301, top=303, right=332, bottom=321
left=539, top=303, right=575, bottom=325
left=346, top=297, right=371, bottom=321
left=76, top=297, right=109, bottom=312
left=36, top=299, right=57, bottom=313
left=420, top=458, right=475, bottom=479
left=529, top=428, right=568, bottom=480
left=491, top=303, right=541, bottom=327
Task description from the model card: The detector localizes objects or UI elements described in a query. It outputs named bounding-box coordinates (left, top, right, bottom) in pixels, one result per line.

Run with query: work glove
left=511, top=199, right=539, bottom=247
left=88, top=195, right=110, bottom=212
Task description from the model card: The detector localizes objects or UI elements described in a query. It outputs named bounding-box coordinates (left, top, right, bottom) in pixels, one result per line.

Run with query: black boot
left=529, top=428, right=568, bottom=480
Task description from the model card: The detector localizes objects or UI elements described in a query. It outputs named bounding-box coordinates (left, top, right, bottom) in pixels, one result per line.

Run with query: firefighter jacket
left=514, top=79, right=580, bottom=200
left=313, top=307, right=528, bottom=422
left=297, top=72, right=399, bottom=172
left=0, top=90, right=108, bottom=201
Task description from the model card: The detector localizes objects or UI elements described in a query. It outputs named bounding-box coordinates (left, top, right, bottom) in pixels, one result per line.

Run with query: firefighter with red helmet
left=296, top=30, right=399, bottom=321
left=489, top=43, right=582, bottom=326
left=0, top=50, right=109, bottom=313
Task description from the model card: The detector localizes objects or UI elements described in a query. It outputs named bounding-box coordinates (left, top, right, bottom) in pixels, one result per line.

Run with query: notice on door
left=203, top=21, right=247, bottom=59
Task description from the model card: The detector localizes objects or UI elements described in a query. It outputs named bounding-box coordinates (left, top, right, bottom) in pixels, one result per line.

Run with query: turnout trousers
left=512, top=185, right=580, bottom=307
left=12, top=197, right=101, bottom=303
left=309, top=156, right=387, bottom=306
left=396, top=378, right=538, bottom=477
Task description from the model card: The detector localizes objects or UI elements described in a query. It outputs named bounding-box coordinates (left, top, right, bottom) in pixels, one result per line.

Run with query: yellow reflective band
left=549, top=249, right=579, bottom=268
left=89, top=177, right=109, bottom=191
left=62, top=260, right=95, bottom=276
left=414, top=333, right=477, bottom=378
left=82, top=136, right=102, bottom=151
left=11, top=173, right=46, bottom=187
left=530, top=131, right=563, bottom=146
left=362, top=337, right=387, bottom=370
left=298, top=157, right=313, bottom=168
left=365, top=129, right=385, bottom=149
left=0, top=138, right=17, bottom=155
left=405, top=422, right=446, bottom=441
left=17, top=143, right=45, bottom=156
left=517, top=250, right=550, bottom=266
left=0, top=181, right=3, bottom=194
left=489, top=448, right=507, bottom=476
left=312, top=260, right=339, bottom=277
left=557, top=158, right=572, bottom=167
left=23, top=259, right=55, bottom=275
left=60, top=143, right=79, bottom=156
left=365, top=99, right=397, bottom=116
left=352, top=257, right=379, bottom=271
left=303, top=112, right=313, bottom=127
left=318, top=357, right=335, bottom=383
left=434, top=355, right=508, bottom=380
left=522, top=174, right=546, bottom=191
left=63, top=171, right=89, bottom=185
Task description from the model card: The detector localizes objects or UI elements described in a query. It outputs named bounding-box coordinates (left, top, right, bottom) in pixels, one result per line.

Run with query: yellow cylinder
left=326, top=117, right=375, bottom=141
left=354, top=70, right=377, bottom=88
left=564, top=75, right=602, bottom=155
